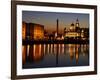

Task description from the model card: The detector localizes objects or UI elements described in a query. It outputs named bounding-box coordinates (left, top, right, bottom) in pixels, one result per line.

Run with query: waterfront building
left=64, top=19, right=80, bottom=39
left=30, top=23, right=44, bottom=40
left=22, top=22, right=27, bottom=40
left=64, top=18, right=89, bottom=39
left=22, top=22, right=44, bottom=40
left=80, top=28, right=89, bottom=39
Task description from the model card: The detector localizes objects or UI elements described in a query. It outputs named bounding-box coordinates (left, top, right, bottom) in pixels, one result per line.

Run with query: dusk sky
left=22, top=11, right=89, bottom=33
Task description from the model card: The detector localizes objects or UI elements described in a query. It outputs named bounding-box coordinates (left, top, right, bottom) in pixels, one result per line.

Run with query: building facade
left=22, top=22, right=27, bottom=40
left=22, top=22, right=44, bottom=40
left=64, top=19, right=89, bottom=39
left=64, top=19, right=80, bottom=39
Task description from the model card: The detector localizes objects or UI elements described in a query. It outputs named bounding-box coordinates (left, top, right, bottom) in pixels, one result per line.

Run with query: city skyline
left=22, top=11, right=89, bottom=69
left=22, top=11, right=89, bottom=33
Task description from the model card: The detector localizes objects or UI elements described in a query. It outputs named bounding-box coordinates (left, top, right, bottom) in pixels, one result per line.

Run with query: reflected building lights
left=75, top=45, right=79, bottom=64
left=47, top=44, right=50, bottom=54
left=22, top=44, right=89, bottom=66
left=33, top=44, right=44, bottom=62
left=44, top=44, right=46, bottom=54
left=62, top=44, right=64, bottom=54
left=27, top=45, right=30, bottom=57
left=51, top=44, right=53, bottom=53
left=58, top=44, right=60, bottom=54
left=22, top=46, right=26, bottom=64
left=54, top=44, right=57, bottom=54
left=69, top=44, right=74, bottom=62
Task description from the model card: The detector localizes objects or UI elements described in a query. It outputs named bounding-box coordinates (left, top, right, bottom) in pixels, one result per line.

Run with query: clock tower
left=76, top=18, right=79, bottom=28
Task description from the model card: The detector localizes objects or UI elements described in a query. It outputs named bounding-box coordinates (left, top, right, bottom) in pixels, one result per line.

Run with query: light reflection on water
left=22, top=44, right=89, bottom=68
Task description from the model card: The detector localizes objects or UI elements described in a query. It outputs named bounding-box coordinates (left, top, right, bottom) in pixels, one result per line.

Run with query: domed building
left=64, top=19, right=80, bottom=39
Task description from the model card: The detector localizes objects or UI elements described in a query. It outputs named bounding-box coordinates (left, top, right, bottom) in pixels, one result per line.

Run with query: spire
left=76, top=18, right=79, bottom=27
left=77, top=18, right=78, bottom=21
left=76, top=18, right=79, bottom=23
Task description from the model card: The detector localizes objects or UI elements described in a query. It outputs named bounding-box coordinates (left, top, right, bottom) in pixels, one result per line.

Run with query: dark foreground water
left=22, top=44, right=89, bottom=69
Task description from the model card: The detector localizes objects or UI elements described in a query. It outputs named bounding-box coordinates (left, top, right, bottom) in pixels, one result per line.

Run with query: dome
left=71, top=23, right=74, bottom=26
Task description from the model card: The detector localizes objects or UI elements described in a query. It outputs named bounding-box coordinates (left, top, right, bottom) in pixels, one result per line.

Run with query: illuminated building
left=80, top=28, right=89, bottom=39
left=22, top=22, right=27, bottom=40
left=34, top=24, right=44, bottom=40
left=64, top=19, right=80, bottom=38
left=29, top=23, right=44, bottom=40
left=22, top=22, right=44, bottom=40
left=64, top=18, right=89, bottom=40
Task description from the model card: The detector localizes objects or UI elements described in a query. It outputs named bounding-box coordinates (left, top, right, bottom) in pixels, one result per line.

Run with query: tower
left=76, top=18, right=79, bottom=28
left=57, top=19, right=59, bottom=36
left=75, top=18, right=80, bottom=37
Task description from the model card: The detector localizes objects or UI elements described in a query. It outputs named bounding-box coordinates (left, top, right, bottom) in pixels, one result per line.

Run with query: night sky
left=22, top=11, right=89, bottom=33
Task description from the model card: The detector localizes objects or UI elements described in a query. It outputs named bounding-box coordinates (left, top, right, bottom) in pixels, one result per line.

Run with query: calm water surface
left=22, top=44, right=89, bottom=69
